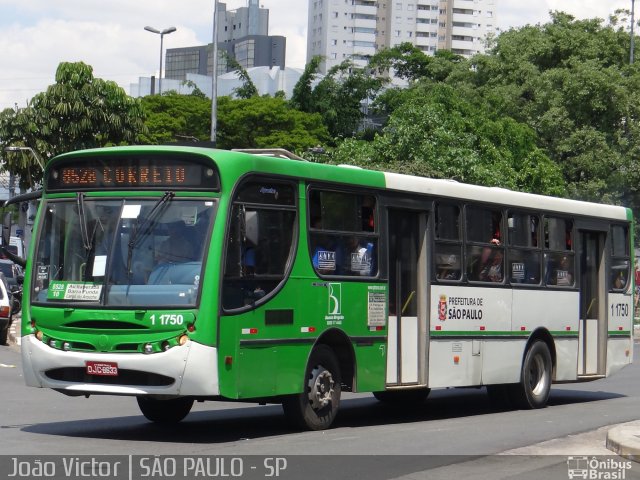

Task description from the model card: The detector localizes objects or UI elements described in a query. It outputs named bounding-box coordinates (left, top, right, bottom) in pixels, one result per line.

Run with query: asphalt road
left=1, top=341, right=640, bottom=479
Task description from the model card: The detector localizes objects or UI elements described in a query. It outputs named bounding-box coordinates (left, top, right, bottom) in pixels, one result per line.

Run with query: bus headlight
left=143, top=343, right=154, bottom=354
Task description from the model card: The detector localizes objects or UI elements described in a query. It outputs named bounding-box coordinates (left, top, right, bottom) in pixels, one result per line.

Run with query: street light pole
left=210, top=1, right=219, bottom=145
left=4, top=146, right=45, bottom=171
left=144, top=26, right=177, bottom=95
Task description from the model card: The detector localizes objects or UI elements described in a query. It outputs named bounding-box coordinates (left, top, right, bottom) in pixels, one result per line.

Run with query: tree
left=463, top=11, right=640, bottom=211
left=290, top=55, right=322, bottom=112
left=369, top=43, right=464, bottom=83
left=0, top=61, right=146, bottom=186
left=330, top=83, right=565, bottom=196
left=310, top=61, right=386, bottom=139
left=216, top=96, right=330, bottom=152
left=222, top=52, right=259, bottom=99
left=140, top=93, right=211, bottom=144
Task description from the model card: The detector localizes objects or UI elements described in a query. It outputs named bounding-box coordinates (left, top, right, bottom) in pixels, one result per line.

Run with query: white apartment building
left=307, top=0, right=497, bottom=74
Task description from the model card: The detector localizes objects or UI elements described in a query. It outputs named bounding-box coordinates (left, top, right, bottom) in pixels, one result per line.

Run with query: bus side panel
left=428, top=340, right=481, bottom=388
left=481, top=340, right=525, bottom=385
left=607, top=292, right=634, bottom=376
left=353, top=341, right=387, bottom=392
left=554, top=338, right=579, bottom=382
left=607, top=338, right=633, bottom=376
left=512, top=289, right=580, bottom=381
left=429, top=286, right=509, bottom=388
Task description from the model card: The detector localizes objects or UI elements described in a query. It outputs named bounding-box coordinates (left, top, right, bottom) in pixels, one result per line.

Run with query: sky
left=0, top=0, right=634, bottom=110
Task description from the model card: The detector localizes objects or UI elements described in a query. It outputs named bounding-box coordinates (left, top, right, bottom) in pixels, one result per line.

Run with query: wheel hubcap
left=308, top=365, right=335, bottom=411
left=529, top=354, right=548, bottom=396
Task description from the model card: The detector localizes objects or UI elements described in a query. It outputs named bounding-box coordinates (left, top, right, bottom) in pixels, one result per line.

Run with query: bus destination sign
left=47, top=154, right=219, bottom=191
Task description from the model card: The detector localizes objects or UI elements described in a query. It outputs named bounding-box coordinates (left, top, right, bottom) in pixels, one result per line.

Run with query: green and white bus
left=14, top=146, right=634, bottom=430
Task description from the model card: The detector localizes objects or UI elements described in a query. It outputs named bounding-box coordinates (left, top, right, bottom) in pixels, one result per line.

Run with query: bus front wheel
left=137, top=396, right=194, bottom=423
left=282, top=345, right=341, bottom=430
left=509, top=341, right=552, bottom=409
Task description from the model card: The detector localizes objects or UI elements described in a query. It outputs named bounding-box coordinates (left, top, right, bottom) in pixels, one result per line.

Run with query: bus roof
left=50, top=146, right=630, bottom=222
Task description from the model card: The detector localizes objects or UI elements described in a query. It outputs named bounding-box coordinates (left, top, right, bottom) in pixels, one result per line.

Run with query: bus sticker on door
left=367, top=285, right=386, bottom=327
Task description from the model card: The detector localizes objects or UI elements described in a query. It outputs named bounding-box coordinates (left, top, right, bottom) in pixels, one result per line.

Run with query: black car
left=0, top=259, right=22, bottom=290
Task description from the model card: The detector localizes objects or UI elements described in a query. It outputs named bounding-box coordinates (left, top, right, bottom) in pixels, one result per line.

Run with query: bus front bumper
left=21, top=334, right=220, bottom=397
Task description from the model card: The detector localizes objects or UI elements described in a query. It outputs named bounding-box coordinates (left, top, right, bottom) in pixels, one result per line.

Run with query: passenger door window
left=222, top=179, right=297, bottom=310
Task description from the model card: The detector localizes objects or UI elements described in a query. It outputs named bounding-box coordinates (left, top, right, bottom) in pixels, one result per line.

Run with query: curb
left=607, top=423, right=640, bottom=463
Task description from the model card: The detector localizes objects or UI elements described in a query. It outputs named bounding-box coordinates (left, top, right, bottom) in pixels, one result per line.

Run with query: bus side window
left=508, top=212, right=541, bottom=285
left=544, top=217, right=574, bottom=287
left=434, top=202, right=462, bottom=281
left=610, top=225, right=630, bottom=291
left=308, top=190, right=378, bottom=277
left=465, top=205, right=504, bottom=283
left=222, top=180, right=297, bottom=310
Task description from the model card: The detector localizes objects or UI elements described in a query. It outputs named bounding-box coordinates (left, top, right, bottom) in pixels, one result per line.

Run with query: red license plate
left=85, top=361, right=118, bottom=377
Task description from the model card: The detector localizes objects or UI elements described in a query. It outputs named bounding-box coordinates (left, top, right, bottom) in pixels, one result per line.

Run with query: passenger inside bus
left=156, top=221, right=194, bottom=264
left=479, top=248, right=503, bottom=282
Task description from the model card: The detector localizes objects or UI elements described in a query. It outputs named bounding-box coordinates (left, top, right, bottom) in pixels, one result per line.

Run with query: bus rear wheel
left=282, top=345, right=341, bottom=430
left=509, top=341, right=552, bottom=409
left=137, top=396, right=194, bottom=423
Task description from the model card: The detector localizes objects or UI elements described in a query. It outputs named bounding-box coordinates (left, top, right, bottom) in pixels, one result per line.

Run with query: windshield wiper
left=77, top=193, right=92, bottom=251
left=126, top=191, right=174, bottom=276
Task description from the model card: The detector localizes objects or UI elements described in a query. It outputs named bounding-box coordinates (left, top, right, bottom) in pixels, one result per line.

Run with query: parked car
left=0, top=259, right=22, bottom=290
left=0, top=274, right=13, bottom=345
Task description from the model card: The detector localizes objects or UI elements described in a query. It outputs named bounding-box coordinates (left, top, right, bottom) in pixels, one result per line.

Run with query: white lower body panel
left=21, top=335, right=219, bottom=396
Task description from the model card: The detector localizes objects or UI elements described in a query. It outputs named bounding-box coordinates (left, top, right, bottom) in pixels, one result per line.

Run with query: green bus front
left=21, top=146, right=388, bottom=427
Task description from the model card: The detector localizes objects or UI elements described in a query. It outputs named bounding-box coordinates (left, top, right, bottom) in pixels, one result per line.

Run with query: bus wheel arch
left=282, top=343, right=342, bottom=430
left=314, top=328, right=356, bottom=392
left=509, top=329, right=555, bottom=409
left=281, top=329, right=354, bottom=430
left=526, top=328, right=557, bottom=379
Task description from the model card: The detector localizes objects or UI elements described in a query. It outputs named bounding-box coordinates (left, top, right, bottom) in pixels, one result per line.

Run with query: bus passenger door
left=578, top=230, right=606, bottom=377
left=386, top=209, right=428, bottom=386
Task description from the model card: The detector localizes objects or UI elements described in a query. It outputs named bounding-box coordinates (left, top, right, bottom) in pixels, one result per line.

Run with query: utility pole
left=210, top=0, right=219, bottom=145
left=632, top=0, right=636, bottom=64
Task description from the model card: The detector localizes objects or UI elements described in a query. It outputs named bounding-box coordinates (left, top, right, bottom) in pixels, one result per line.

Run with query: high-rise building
left=219, top=0, right=269, bottom=41
left=165, top=1, right=286, bottom=81
left=307, top=0, right=497, bottom=74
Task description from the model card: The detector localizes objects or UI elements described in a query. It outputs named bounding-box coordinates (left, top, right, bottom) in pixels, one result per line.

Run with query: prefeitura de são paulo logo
left=438, top=295, right=447, bottom=321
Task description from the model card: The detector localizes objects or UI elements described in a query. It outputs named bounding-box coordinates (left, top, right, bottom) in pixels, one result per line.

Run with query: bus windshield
left=32, top=197, right=216, bottom=307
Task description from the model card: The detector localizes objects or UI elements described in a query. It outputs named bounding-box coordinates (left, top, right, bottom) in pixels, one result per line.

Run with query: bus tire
left=373, top=388, right=430, bottom=404
left=282, top=345, right=341, bottom=430
left=508, top=341, right=552, bottom=409
left=137, top=396, right=194, bottom=423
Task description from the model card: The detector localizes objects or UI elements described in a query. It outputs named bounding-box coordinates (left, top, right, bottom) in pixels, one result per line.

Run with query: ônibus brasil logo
left=567, top=456, right=632, bottom=479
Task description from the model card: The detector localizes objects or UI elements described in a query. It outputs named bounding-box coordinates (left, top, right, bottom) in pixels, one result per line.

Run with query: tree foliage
left=308, top=61, right=386, bottom=139
left=139, top=92, right=211, bottom=144
left=222, top=52, right=259, bottom=99
left=331, top=84, right=565, bottom=196
left=216, top=96, right=330, bottom=152
left=0, top=61, right=145, bottom=186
